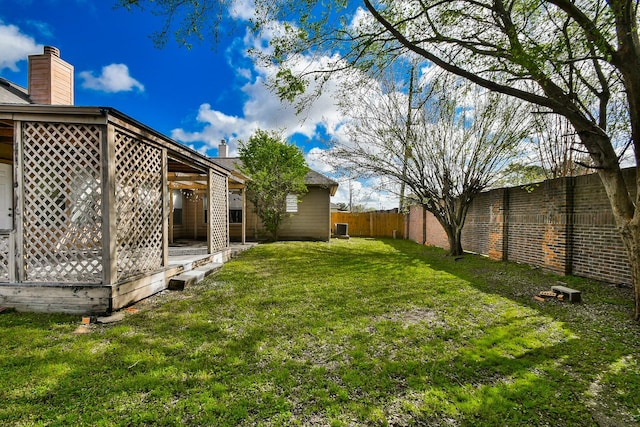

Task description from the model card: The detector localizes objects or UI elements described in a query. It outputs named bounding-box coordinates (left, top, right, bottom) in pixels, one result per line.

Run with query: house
left=214, top=141, right=338, bottom=242
left=0, top=46, right=241, bottom=314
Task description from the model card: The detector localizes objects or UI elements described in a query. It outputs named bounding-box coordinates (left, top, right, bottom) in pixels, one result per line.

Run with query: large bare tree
left=352, top=0, right=640, bottom=319
left=330, top=71, right=530, bottom=255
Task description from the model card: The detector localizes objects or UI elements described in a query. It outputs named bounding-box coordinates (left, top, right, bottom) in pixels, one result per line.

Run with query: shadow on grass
left=379, top=238, right=640, bottom=425
left=1, top=238, right=639, bottom=426
left=205, top=238, right=639, bottom=424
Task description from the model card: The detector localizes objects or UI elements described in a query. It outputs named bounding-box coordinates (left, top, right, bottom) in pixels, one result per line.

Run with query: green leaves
left=239, top=129, right=308, bottom=240
left=275, top=68, right=308, bottom=102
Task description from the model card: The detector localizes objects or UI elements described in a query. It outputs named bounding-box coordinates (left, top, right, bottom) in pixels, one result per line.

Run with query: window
left=204, top=195, right=208, bottom=224
left=286, top=194, right=298, bottom=213
left=172, top=190, right=183, bottom=225
left=229, top=192, right=243, bottom=223
left=229, top=210, right=243, bottom=223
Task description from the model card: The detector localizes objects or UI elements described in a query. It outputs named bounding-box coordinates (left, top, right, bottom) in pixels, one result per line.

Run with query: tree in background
left=239, top=130, right=308, bottom=241
left=532, top=113, right=595, bottom=179
left=329, top=71, right=530, bottom=256
left=499, top=114, right=589, bottom=188
left=498, top=112, right=608, bottom=187
left=494, top=163, right=547, bottom=188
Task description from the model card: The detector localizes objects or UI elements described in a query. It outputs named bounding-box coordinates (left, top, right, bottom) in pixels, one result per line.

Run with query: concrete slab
left=168, top=261, right=224, bottom=291
left=96, top=312, right=125, bottom=323
left=551, top=285, right=582, bottom=303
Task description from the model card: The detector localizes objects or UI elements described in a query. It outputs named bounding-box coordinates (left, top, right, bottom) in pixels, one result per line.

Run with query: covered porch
left=0, top=105, right=233, bottom=314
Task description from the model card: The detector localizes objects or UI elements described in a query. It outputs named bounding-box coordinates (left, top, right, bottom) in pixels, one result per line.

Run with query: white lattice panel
left=0, top=234, right=10, bottom=281
left=115, top=131, right=163, bottom=281
left=209, top=173, right=228, bottom=251
left=22, top=122, right=103, bottom=283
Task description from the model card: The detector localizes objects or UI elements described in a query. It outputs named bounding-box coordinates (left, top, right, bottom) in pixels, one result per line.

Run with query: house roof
left=0, top=78, right=31, bottom=105
left=212, top=157, right=339, bottom=195
left=305, top=169, right=339, bottom=190
left=213, top=157, right=242, bottom=172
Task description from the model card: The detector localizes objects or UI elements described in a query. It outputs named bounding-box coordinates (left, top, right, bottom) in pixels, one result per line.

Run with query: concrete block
left=168, top=262, right=223, bottom=290
left=551, top=285, right=581, bottom=303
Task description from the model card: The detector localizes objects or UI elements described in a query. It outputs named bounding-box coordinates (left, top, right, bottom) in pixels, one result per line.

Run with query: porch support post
left=168, top=187, right=174, bottom=244
left=161, top=150, right=169, bottom=268
left=13, top=121, right=24, bottom=282
left=101, top=124, right=118, bottom=285
left=226, top=177, right=230, bottom=248
left=207, top=169, right=214, bottom=255
left=241, top=188, right=246, bottom=244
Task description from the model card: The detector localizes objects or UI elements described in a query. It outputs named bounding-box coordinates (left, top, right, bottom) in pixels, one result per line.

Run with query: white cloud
left=330, top=176, right=399, bottom=210
left=306, top=147, right=334, bottom=174
left=171, top=51, right=349, bottom=156
left=230, top=0, right=256, bottom=20
left=172, top=13, right=398, bottom=209
left=236, top=67, right=252, bottom=80
left=0, top=21, right=43, bottom=72
left=349, top=7, right=375, bottom=31
left=171, top=104, right=255, bottom=157
left=79, top=63, right=144, bottom=93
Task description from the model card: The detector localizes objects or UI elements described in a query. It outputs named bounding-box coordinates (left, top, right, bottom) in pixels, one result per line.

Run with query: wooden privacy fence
left=331, top=212, right=406, bottom=239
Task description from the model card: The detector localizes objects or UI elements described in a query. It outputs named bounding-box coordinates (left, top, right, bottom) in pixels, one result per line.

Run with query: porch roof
left=0, top=104, right=231, bottom=177
left=0, top=78, right=31, bottom=105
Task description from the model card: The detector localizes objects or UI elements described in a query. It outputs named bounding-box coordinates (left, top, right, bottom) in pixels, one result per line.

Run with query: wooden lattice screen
left=21, top=122, right=103, bottom=283
left=209, top=172, right=228, bottom=252
left=114, top=130, right=163, bottom=281
left=0, top=233, right=11, bottom=281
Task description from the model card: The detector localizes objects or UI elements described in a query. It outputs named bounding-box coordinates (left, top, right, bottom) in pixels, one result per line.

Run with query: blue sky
left=0, top=1, right=242, bottom=133
left=0, top=0, right=400, bottom=210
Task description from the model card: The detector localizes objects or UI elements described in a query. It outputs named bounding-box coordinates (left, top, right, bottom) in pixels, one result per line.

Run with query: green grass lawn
left=1, top=238, right=639, bottom=426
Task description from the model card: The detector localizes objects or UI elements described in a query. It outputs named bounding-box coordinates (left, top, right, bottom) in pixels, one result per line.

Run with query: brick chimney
left=28, top=46, right=74, bottom=105
left=218, top=139, right=228, bottom=157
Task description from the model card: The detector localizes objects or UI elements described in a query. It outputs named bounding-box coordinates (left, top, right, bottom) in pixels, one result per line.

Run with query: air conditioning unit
left=335, top=223, right=349, bottom=239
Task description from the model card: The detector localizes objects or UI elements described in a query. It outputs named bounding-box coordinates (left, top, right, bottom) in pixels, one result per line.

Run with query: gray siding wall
left=244, top=187, right=331, bottom=241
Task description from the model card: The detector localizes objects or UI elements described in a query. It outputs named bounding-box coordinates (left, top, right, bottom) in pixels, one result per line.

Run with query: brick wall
left=407, top=205, right=425, bottom=245
left=407, top=168, right=636, bottom=285
left=407, top=205, right=448, bottom=248
left=462, top=191, right=491, bottom=256
left=503, top=178, right=573, bottom=275
left=571, top=170, right=635, bottom=284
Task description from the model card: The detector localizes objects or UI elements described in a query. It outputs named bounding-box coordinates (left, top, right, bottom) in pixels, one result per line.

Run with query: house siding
left=244, top=187, right=332, bottom=241
left=173, top=194, right=207, bottom=241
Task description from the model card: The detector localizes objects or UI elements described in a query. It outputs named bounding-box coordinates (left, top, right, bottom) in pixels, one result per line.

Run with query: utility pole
left=399, top=65, right=416, bottom=212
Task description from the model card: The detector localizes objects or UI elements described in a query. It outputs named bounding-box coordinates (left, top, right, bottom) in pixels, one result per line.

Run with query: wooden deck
left=110, top=241, right=257, bottom=313
left=0, top=242, right=258, bottom=315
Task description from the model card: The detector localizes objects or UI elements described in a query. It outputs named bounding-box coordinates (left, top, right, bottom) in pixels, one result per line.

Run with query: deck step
left=168, top=262, right=223, bottom=291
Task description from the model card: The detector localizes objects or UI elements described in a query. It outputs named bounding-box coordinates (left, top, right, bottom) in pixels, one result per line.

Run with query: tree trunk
left=619, top=220, right=640, bottom=320
left=552, top=98, right=639, bottom=319
left=427, top=203, right=467, bottom=256
left=422, top=206, right=427, bottom=245
left=589, top=158, right=640, bottom=321
left=444, top=225, right=464, bottom=256
left=575, top=129, right=639, bottom=320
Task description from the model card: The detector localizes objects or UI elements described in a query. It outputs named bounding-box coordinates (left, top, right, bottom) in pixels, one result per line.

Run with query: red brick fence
left=406, top=168, right=636, bottom=286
